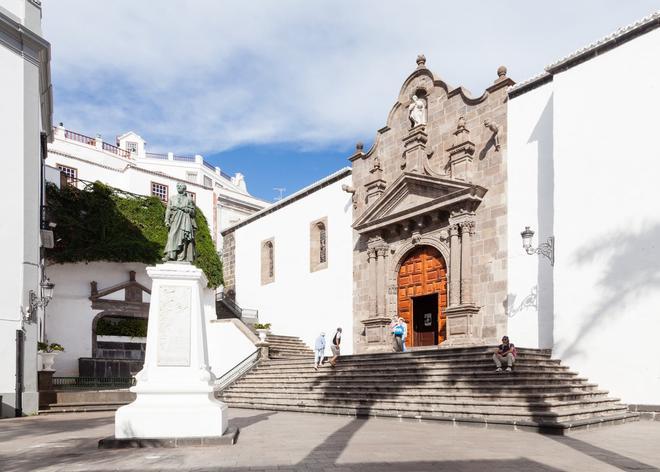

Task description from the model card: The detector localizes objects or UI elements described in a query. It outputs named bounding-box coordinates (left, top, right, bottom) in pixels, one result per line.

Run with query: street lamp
left=520, top=226, right=554, bottom=266
left=26, top=278, right=55, bottom=323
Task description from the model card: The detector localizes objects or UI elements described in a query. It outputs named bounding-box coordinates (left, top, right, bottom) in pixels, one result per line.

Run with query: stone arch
left=387, top=236, right=450, bottom=318
left=91, top=309, right=148, bottom=358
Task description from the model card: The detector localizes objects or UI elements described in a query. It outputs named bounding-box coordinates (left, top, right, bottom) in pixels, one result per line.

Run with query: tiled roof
left=510, top=10, right=660, bottom=97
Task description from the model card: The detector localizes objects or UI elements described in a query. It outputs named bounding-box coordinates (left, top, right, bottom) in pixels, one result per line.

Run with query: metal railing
left=102, top=141, right=132, bottom=159
left=214, top=349, right=260, bottom=392
left=220, top=169, right=232, bottom=180
left=173, top=155, right=195, bottom=162
left=65, top=130, right=95, bottom=146
left=203, top=160, right=215, bottom=170
left=145, top=152, right=168, bottom=160
left=52, top=376, right=135, bottom=390
left=216, top=292, right=258, bottom=322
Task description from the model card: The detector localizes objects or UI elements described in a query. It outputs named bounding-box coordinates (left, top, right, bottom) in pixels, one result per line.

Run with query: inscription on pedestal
left=157, top=285, right=191, bottom=367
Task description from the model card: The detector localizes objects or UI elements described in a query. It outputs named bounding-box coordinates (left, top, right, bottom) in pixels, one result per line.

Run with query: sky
left=42, top=1, right=659, bottom=202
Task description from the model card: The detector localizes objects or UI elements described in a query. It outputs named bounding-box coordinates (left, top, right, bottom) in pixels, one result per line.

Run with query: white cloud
left=43, top=0, right=658, bottom=154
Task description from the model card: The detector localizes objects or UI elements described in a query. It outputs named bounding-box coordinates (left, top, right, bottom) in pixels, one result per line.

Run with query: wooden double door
left=397, top=246, right=447, bottom=347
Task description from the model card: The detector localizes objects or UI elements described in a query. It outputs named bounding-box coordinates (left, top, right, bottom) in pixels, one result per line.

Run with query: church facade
left=348, top=55, right=513, bottom=353
left=223, top=12, right=660, bottom=407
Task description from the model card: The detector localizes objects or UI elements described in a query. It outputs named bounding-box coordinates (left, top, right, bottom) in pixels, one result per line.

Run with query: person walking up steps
left=314, top=332, right=326, bottom=371
left=329, top=327, right=342, bottom=367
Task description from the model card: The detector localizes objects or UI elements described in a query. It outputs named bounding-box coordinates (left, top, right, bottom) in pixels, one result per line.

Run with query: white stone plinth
left=115, top=263, right=228, bottom=438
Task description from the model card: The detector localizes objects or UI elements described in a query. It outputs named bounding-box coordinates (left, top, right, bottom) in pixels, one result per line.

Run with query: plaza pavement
left=0, top=408, right=659, bottom=471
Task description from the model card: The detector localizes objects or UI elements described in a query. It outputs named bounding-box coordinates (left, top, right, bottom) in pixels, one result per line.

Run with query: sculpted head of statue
left=176, top=182, right=187, bottom=194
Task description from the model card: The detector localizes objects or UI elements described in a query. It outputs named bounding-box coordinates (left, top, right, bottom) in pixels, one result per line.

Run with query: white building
left=506, top=12, right=660, bottom=406
left=46, top=125, right=269, bottom=249
left=222, top=168, right=354, bottom=354
left=0, top=0, right=53, bottom=417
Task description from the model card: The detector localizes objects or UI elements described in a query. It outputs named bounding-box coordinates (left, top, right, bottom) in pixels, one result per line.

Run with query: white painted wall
left=206, top=320, right=258, bottom=379
left=45, top=262, right=151, bottom=376
left=508, top=28, right=660, bottom=405
left=232, top=172, right=354, bottom=355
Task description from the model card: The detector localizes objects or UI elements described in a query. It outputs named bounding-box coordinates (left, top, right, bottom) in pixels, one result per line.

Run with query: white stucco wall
left=45, top=262, right=151, bottom=376
left=232, top=172, right=354, bottom=355
left=0, top=0, right=47, bottom=417
left=206, top=320, right=258, bottom=379
left=508, top=28, right=660, bottom=405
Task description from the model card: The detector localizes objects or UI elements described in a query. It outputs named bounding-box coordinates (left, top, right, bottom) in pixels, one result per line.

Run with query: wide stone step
left=39, top=401, right=129, bottom=414
left=223, top=400, right=632, bottom=427
left=222, top=387, right=618, bottom=404
left=226, top=382, right=600, bottom=395
left=222, top=393, right=622, bottom=413
left=253, top=362, right=570, bottom=374
left=238, top=370, right=581, bottom=382
left=263, top=352, right=554, bottom=365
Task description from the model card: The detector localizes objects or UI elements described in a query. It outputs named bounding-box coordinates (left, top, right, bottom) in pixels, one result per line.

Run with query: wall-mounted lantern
left=521, top=226, right=554, bottom=266
left=26, top=278, right=55, bottom=323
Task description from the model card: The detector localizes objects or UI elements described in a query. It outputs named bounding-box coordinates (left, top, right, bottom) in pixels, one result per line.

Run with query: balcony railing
left=172, top=155, right=194, bottom=162
left=102, top=141, right=132, bottom=159
left=65, top=130, right=95, bottom=146
left=52, top=376, right=136, bottom=390
left=203, top=160, right=215, bottom=171
left=145, top=152, right=168, bottom=160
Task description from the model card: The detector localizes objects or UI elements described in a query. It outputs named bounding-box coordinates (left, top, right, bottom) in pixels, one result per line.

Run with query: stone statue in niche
left=408, top=95, right=427, bottom=128
left=163, top=182, right=197, bottom=262
left=370, top=155, right=382, bottom=173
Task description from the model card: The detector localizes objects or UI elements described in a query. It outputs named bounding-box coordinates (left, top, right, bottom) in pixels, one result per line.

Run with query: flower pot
left=256, top=329, right=269, bottom=342
left=40, top=352, right=58, bottom=371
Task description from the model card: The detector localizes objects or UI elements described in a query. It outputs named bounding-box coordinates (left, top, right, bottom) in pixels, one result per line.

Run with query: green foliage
left=46, top=181, right=223, bottom=287
left=253, top=323, right=271, bottom=330
left=96, top=318, right=148, bottom=337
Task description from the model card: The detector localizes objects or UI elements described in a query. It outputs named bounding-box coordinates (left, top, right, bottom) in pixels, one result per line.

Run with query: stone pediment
left=90, top=270, right=150, bottom=314
left=353, top=172, right=486, bottom=234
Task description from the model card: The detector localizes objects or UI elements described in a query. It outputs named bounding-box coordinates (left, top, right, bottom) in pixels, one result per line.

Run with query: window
left=57, top=164, right=77, bottom=186
left=126, top=141, right=138, bottom=154
left=310, top=217, right=328, bottom=272
left=151, top=182, right=168, bottom=202
left=203, top=176, right=212, bottom=187
left=186, top=172, right=198, bottom=182
left=186, top=191, right=196, bottom=203
left=261, top=238, right=275, bottom=285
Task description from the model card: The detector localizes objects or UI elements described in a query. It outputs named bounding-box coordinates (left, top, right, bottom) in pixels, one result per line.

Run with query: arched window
left=261, top=239, right=275, bottom=284
left=310, top=217, right=328, bottom=272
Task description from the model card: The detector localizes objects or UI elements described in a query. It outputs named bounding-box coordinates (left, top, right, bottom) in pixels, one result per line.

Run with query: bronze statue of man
left=163, top=182, right=197, bottom=262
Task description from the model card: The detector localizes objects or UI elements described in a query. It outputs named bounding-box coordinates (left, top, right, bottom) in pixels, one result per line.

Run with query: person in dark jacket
left=329, top=327, right=342, bottom=367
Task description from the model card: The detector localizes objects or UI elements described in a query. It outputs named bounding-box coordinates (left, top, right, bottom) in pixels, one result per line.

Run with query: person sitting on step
left=329, top=327, right=342, bottom=367
left=314, top=332, right=326, bottom=371
left=493, top=336, right=516, bottom=373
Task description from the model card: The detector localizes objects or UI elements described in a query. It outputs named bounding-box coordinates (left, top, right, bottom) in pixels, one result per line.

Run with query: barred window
left=57, top=164, right=77, bottom=185
left=126, top=141, right=138, bottom=153
left=151, top=182, right=168, bottom=202
left=261, top=239, right=275, bottom=284
left=310, top=217, right=328, bottom=272
left=204, top=176, right=212, bottom=187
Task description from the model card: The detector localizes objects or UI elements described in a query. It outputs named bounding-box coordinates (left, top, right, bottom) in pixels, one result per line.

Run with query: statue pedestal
left=444, top=305, right=481, bottom=347
left=114, top=263, right=228, bottom=439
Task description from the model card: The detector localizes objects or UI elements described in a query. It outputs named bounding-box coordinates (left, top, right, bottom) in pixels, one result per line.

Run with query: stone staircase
left=266, top=334, right=315, bottom=359
left=219, top=346, right=638, bottom=434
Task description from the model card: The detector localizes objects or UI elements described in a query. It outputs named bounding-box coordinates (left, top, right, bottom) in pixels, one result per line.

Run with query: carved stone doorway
left=397, top=246, right=447, bottom=347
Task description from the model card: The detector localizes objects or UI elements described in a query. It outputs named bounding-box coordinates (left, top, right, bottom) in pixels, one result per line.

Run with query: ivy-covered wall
left=46, top=182, right=223, bottom=288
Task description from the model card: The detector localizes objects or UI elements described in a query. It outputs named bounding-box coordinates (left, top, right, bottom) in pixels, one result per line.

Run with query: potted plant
left=37, top=342, right=65, bottom=371
left=253, top=323, right=271, bottom=342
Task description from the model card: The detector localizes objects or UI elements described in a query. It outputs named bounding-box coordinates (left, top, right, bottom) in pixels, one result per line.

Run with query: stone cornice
left=0, top=9, right=52, bottom=140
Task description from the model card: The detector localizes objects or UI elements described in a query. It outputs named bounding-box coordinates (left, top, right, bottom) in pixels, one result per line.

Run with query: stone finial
left=356, top=142, right=364, bottom=152
left=496, top=65, right=507, bottom=82
left=416, top=54, right=426, bottom=68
